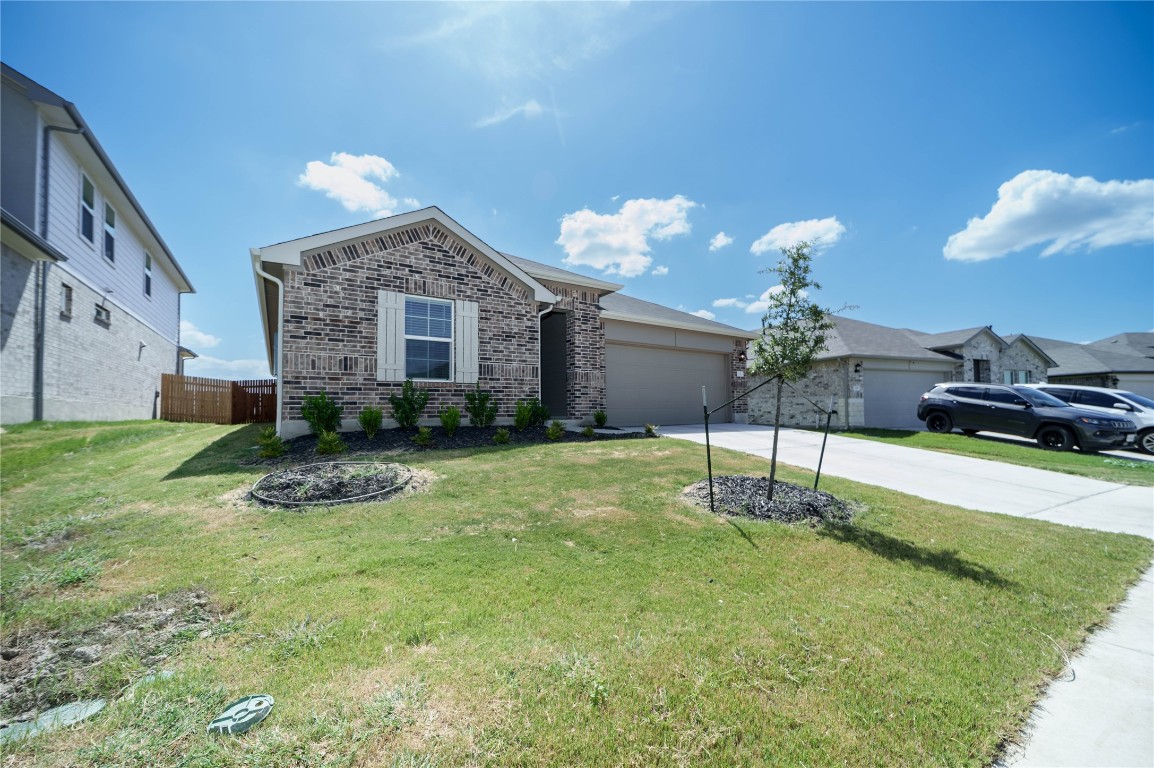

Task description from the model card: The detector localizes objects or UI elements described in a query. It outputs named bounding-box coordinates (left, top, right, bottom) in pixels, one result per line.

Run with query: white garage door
left=862, top=369, right=943, bottom=429
left=605, top=343, right=729, bottom=426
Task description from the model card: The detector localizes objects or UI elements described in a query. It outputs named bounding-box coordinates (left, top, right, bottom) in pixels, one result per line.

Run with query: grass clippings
left=250, top=462, right=411, bottom=506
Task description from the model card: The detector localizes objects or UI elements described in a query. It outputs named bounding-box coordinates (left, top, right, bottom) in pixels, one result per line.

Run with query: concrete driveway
left=659, top=423, right=1153, bottom=768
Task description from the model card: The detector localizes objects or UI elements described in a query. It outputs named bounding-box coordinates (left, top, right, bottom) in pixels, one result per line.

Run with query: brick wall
left=279, top=223, right=542, bottom=433
left=540, top=281, right=606, bottom=421
left=747, top=360, right=852, bottom=429
left=731, top=340, right=750, bottom=422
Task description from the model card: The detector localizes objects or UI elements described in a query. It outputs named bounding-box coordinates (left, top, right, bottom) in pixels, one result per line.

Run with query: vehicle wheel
left=1036, top=425, right=1074, bottom=452
left=925, top=412, right=952, bottom=433
left=961, top=429, right=978, bottom=436
left=1138, top=430, right=1154, bottom=456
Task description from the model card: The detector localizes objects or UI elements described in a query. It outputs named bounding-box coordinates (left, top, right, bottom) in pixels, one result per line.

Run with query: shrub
left=582, top=425, right=595, bottom=438
left=300, top=391, right=343, bottom=435
left=593, top=410, right=607, bottom=428
left=439, top=406, right=461, bottom=437
left=464, top=384, right=498, bottom=428
left=546, top=420, right=565, bottom=441
left=316, top=430, right=346, bottom=455
left=492, top=427, right=511, bottom=445
left=389, top=379, right=430, bottom=430
left=412, top=426, right=433, bottom=447
left=644, top=423, right=659, bottom=437
left=358, top=406, right=383, bottom=440
left=513, top=398, right=550, bottom=431
left=256, top=426, right=286, bottom=458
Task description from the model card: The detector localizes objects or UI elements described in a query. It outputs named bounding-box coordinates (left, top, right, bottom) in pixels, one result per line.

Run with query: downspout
left=33, top=122, right=85, bottom=421
left=251, top=251, right=285, bottom=436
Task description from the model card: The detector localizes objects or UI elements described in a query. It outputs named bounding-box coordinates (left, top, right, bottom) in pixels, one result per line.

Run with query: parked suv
left=916, top=382, right=1138, bottom=452
left=1025, top=384, right=1154, bottom=455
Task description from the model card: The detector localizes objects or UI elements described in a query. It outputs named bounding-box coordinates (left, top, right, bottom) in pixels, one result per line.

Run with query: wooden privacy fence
left=161, top=374, right=276, bottom=425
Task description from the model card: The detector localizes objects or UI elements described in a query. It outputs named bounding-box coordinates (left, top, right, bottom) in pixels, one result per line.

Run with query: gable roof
left=1089, top=332, right=1154, bottom=359
left=1000, top=333, right=1058, bottom=367
left=817, top=316, right=957, bottom=362
left=1, top=63, right=193, bottom=293
left=1031, top=334, right=1154, bottom=376
left=598, top=292, right=757, bottom=338
left=503, top=253, right=624, bottom=293
left=903, top=326, right=1007, bottom=351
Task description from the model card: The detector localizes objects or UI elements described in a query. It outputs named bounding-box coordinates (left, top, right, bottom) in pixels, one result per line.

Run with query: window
left=60, top=284, right=73, bottom=317
left=404, top=297, right=453, bottom=380
left=94, top=304, right=111, bottom=325
left=985, top=387, right=1024, bottom=405
left=103, top=203, right=116, bottom=262
left=143, top=253, right=152, bottom=297
left=1077, top=390, right=1126, bottom=409
left=1002, top=370, right=1032, bottom=384
left=950, top=386, right=985, bottom=400
left=377, top=291, right=477, bottom=384
left=80, top=176, right=95, bottom=243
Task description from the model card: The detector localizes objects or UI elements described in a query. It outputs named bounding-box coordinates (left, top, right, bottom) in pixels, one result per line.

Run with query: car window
left=1039, top=387, right=1074, bottom=402
left=949, top=386, right=985, bottom=399
left=985, top=388, right=1024, bottom=404
left=1013, top=387, right=1069, bottom=407
left=1119, top=391, right=1154, bottom=410
left=1077, top=390, right=1127, bottom=409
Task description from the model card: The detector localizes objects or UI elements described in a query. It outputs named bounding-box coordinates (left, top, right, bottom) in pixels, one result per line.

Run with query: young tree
left=750, top=241, right=837, bottom=501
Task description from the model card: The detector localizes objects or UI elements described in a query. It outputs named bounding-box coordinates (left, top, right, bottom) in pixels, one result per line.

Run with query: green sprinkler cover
left=207, top=694, right=274, bottom=735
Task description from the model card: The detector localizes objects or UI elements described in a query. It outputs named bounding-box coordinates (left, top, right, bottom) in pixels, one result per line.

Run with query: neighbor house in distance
left=1, top=63, right=194, bottom=423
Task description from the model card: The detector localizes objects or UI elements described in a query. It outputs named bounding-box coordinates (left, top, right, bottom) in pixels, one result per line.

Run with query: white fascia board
left=253, top=207, right=557, bottom=303
left=601, top=311, right=759, bottom=340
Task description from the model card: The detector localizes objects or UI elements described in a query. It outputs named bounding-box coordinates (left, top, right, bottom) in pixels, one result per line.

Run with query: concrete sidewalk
left=659, top=423, right=1154, bottom=768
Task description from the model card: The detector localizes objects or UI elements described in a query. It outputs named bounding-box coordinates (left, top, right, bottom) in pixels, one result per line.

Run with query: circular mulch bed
left=684, top=475, right=854, bottom=525
left=249, top=425, right=654, bottom=465
left=250, top=461, right=413, bottom=506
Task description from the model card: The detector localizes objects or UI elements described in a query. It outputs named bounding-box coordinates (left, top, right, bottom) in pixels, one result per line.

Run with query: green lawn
left=1, top=421, right=1150, bottom=767
left=826, top=428, right=1154, bottom=486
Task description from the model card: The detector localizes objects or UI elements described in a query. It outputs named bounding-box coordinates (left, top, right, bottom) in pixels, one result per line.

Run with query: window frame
left=103, top=202, right=116, bottom=263
left=94, top=303, right=111, bottom=326
left=143, top=252, right=153, bottom=297
left=80, top=175, right=96, bottom=244
left=60, top=283, right=73, bottom=317
left=403, top=296, right=454, bottom=382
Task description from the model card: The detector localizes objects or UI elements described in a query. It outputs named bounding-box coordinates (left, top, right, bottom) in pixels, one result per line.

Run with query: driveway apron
left=659, top=423, right=1154, bottom=768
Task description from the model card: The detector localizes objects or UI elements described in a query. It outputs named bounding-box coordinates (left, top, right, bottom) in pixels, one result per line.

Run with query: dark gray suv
left=916, top=382, right=1138, bottom=452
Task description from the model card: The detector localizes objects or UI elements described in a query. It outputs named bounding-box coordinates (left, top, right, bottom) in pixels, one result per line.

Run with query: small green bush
left=546, top=420, right=565, bottom=441
left=582, top=425, right=595, bottom=438
left=530, top=398, right=551, bottom=427
left=358, top=406, right=383, bottom=440
left=300, top=391, right=343, bottom=435
left=389, top=380, right=430, bottom=430
left=644, top=423, right=659, bottom=437
left=513, top=398, right=550, bottom=431
left=464, top=384, right=498, bottom=428
left=492, top=427, right=511, bottom=445
left=412, top=426, right=433, bottom=447
left=440, top=406, right=461, bottom=437
left=256, top=426, right=286, bottom=458
left=593, top=410, right=607, bottom=428
left=316, top=430, right=346, bottom=455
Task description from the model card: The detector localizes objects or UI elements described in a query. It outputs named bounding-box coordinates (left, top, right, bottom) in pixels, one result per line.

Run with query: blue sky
left=3, top=1, right=1151, bottom=379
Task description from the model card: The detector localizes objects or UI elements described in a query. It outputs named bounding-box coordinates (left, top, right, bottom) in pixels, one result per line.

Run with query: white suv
left=1028, top=385, right=1154, bottom=455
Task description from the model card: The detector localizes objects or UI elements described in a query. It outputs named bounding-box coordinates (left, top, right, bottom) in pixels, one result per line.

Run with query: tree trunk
left=768, top=377, right=785, bottom=501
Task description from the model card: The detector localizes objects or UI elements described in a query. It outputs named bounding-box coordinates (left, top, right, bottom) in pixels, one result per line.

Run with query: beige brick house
left=251, top=207, right=754, bottom=437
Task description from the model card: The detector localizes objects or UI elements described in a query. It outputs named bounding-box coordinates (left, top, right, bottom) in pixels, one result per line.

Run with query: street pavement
left=657, top=423, right=1154, bottom=768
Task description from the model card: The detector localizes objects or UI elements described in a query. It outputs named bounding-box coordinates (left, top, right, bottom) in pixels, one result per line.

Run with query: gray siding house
left=251, top=208, right=754, bottom=437
left=1, top=64, right=194, bottom=423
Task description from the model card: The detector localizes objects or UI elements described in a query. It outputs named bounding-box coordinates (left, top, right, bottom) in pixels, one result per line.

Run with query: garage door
left=862, top=369, right=944, bottom=429
left=605, top=343, right=729, bottom=426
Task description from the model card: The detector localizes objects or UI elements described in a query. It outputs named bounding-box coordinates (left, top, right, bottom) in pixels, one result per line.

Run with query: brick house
left=251, top=207, right=755, bottom=437
left=1, top=63, right=194, bottom=423
left=746, top=318, right=1056, bottom=430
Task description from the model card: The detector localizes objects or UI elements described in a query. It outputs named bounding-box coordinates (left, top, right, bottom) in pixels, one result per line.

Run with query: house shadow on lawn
left=818, top=524, right=1018, bottom=589
left=162, top=422, right=270, bottom=480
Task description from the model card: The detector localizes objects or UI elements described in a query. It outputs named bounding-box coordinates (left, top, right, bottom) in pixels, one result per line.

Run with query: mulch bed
left=249, top=425, right=653, bottom=465
left=250, top=462, right=411, bottom=506
left=684, top=475, right=855, bottom=525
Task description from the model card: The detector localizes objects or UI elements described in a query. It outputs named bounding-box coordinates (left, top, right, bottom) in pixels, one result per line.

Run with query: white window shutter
left=454, top=299, right=479, bottom=384
left=377, top=290, right=405, bottom=381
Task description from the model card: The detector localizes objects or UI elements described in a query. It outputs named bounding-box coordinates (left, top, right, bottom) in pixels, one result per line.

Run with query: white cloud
left=943, top=170, right=1154, bottom=262
left=744, top=285, right=789, bottom=315
left=751, top=217, right=846, bottom=255
left=474, top=99, right=545, bottom=128
left=298, top=152, right=400, bottom=218
left=709, top=231, right=734, bottom=251
left=179, top=320, right=220, bottom=350
left=652, top=265, right=669, bottom=276
left=556, top=195, right=697, bottom=277
left=712, top=297, right=748, bottom=309
left=690, top=309, right=716, bottom=320
left=402, top=197, right=422, bottom=209
left=183, top=356, right=271, bottom=381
